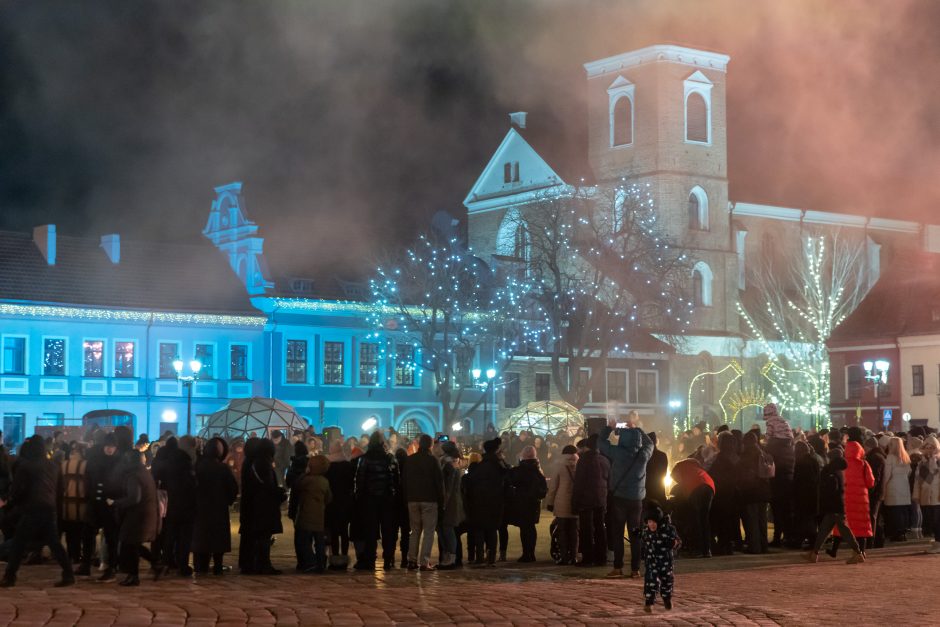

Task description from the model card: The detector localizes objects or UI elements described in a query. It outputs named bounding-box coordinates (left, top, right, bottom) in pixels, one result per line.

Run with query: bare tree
left=737, top=230, right=871, bottom=427
left=370, top=233, right=532, bottom=428
left=510, top=182, right=693, bottom=409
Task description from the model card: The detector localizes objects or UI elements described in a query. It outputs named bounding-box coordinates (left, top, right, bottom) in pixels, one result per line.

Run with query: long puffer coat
left=192, top=440, right=239, bottom=555
left=882, top=455, right=911, bottom=506
left=842, top=441, right=875, bottom=538
left=545, top=453, right=578, bottom=519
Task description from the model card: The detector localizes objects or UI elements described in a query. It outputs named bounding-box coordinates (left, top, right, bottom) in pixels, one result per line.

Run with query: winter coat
left=461, top=454, right=507, bottom=529
left=403, top=449, right=444, bottom=504
left=737, top=442, right=772, bottom=504
left=325, top=459, right=355, bottom=530
left=882, top=455, right=912, bottom=507
left=818, top=457, right=847, bottom=515
left=153, top=448, right=196, bottom=524
left=273, top=437, right=293, bottom=480
left=766, top=437, right=795, bottom=481
left=763, top=415, right=793, bottom=440
left=60, top=455, right=88, bottom=522
left=354, top=447, right=399, bottom=500
left=285, top=452, right=309, bottom=490
left=545, top=453, right=578, bottom=519
left=8, top=456, right=59, bottom=511
left=572, top=449, right=610, bottom=511
left=708, top=445, right=739, bottom=511
left=290, top=457, right=332, bottom=533
left=792, top=450, right=820, bottom=519
left=192, top=456, right=239, bottom=554
left=440, top=456, right=464, bottom=528
left=866, top=447, right=886, bottom=504
left=913, top=453, right=940, bottom=506
left=671, top=458, right=715, bottom=498
left=598, top=426, right=653, bottom=501
left=240, top=456, right=285, bottom=536
left=115, top=462, right=159, bottom=544
left=84, top=446, right=119, bottom=525
left=507, top=459, right=548, bottom=526
left=645, top=448, right=669, bottom=505
left=843, top=441, right=875, bottom=538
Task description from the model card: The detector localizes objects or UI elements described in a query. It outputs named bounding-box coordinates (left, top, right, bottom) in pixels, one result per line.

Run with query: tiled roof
left=0, top=229, right=256, bottom=314
left=830, top=253, right=940, bottom=342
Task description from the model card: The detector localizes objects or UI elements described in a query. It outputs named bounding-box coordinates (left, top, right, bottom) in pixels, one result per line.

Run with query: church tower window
left=688, top=186, right=709, bottom=231
left=692, top=261, right=713, bottom=307
left=612, top=96, right=633, bottom=146
left=686, top=93, right=708, bottom=143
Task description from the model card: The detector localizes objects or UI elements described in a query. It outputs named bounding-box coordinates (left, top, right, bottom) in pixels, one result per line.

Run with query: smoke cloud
left=0, top=0, right=936, bottom=281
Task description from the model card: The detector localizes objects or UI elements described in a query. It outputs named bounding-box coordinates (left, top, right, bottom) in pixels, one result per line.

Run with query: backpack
left=757, top=449, right=776, bottom=480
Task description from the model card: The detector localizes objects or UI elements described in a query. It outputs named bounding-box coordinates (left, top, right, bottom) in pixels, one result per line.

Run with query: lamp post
left=173, top=359, right=202, bottom=436
left=472, top=368, right=497, bottom=432
left=863, top=359, right=889, bottom=427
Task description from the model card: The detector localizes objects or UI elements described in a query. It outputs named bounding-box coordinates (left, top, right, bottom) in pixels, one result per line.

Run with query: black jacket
left=192, top=457, right=239, bottom=554
left=645, top=449, right=669, bottom=505
left=462, top=453, right=507, bottom=529
left=325, top=459, right=355, bottom=527
left=572, top=449, right=610, bottom=511
left=403, top=449, right=444, bottom=504
left=240, top=455, right=285, bottom=536
left=152, top=448, right=196, bottom=524
left=8, top=457, right=59, bottom=511
left=507, top=459, right=547, bottom=526
left=866, top=448, right=886, bottom=503
left=818, top=457, right=848, bottom=515
left=793, top=451, right=821, bottom=517
left=355, top=447, right=399, bottom=500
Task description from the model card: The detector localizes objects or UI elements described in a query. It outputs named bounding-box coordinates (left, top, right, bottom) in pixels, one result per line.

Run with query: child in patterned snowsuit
left=641, top=503, right=679, bottom=612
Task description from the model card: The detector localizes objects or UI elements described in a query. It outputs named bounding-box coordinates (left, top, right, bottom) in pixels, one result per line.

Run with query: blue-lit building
left=0, top=183, right=485, bottom=447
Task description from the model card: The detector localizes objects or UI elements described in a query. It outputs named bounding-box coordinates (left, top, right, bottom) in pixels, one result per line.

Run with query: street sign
left=883, top=409, right=892, bottom=427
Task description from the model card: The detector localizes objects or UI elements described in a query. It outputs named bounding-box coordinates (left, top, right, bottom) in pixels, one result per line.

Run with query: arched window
left=688, top=186, right=708, bottom=231
left=692, top=261, right=713, bottom=307
left=612, top=96, right=633, bottom=146
left=686, top=92, right=709, bottom=143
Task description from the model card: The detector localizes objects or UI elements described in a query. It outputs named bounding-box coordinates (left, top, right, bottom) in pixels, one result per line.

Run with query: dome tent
left=199, top=397, right=309, bottom=440
left=506, top=400, right=584, bottom=437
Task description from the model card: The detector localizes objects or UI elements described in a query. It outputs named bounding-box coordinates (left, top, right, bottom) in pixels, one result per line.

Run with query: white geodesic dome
left=199, top=397, right=309, bottom=440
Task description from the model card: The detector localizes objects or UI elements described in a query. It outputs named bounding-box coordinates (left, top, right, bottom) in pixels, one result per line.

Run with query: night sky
left=2, top=0, right=939, bottom=278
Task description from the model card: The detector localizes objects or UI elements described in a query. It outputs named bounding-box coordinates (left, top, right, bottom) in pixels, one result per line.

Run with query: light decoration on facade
left=0, top=303, right=266, bottom=327
left=685, top=360, right=744, bottom=434
left=725, top=384, right=770, bottom=426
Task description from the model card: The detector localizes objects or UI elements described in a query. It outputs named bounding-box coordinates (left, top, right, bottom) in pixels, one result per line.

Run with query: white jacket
left=913, top=455, right=940, bottom=507
left=882, top=456, right=911, bottom=507
left=545, top=453, right=578, bottom=519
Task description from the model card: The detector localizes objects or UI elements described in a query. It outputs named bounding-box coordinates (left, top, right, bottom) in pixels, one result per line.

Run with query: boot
left=486, top=549, right=496, bottom=566
left=497, top=551, right=507, bottom=562
left=846, top=551, right=865, bottom=564
left=118, top=574, right=140, bottom=586
left=663, top=597, right=673, bottom=611
left=98, top=567, right=115, bottom=582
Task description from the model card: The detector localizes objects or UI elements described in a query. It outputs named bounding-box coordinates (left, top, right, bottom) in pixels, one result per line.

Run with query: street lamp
left=173, top=358, right=202, bottom=436
left=863, top=359, right=889, bottom=427
left=472, top=368, right=497, bottom=432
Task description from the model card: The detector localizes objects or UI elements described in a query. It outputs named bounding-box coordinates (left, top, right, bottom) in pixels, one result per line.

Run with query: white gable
left=463, top=128, right=566, bottom=212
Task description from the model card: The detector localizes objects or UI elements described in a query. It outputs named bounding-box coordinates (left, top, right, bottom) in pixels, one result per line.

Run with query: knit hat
left=483, top=437, right=501, bottom=454
left=562, top=444, right=577, bottom=455
left=763, top=403, right=779, bottom=418
left=644, top=503, right=666, bottom=524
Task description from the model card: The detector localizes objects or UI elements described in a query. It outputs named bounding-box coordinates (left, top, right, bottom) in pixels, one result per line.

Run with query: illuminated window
left=504, top=372, right=521, bottom=408
left=194, top=343, right=214, bottom=379
left=230, top=344, right=249, bottom=381
left=535, top=373, right=550, bottom=401
left=323, top=341, right=344, bottom=385
left=636, top=370, right=658, bottom=404
left=395, top=344, right=415, bottom=387
left=43, top=338, right=66, bottom=376
left=114, top=341, right=136, bottom=378
left=83, top=340, right=104, bottom=377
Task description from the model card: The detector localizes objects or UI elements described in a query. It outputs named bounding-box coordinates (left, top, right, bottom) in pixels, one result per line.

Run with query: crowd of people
left=0, top=403, right=937, bottom=612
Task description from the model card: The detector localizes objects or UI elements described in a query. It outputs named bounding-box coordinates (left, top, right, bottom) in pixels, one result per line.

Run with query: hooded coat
left=670, top=458, right=715, bottom=497
left=572, top=448, right=610, bottom=512
left=290, top=456, right=332, bottom=533
left=507, top=458, right=548, bottom=526
left=114, top=452, right=159, bottom=544
left=239, top=439, right=285, bottom=536
left=842, top=441, right=875, bottom=538
left=913, top=440, right=940, bottom=506
left=545, top=452, right=578, bottom=519
left=883, top=455, right=912, bottom=506
left=440, top=455, right=464, bottom=528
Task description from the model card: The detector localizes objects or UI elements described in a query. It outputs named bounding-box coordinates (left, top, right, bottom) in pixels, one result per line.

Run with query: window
left=636, top=371, right=658, bottom=404
left=512, top=162, right=520, bottom=182
left=692, top=261, right=713, bottom=307
left=535, top=373, right=551, bottom=401
left=114, top=341, right=136, bottom=378
left=847, top=364, right=864, bottom=399
left=286, top=340, right=307, bottom=384
left=607, top=370, right=627, bottom=403
left=504, top=162, right=512, bottom=183
left=42, top=338, right=65, bottom=376
left=504, top=372, right=521, bottom=408
left=323, top=341, right=344, bottom=385
left=83, top=340, right=104, bottom=377
left=612, top=96, right=633, bottom=146
left=913, top=365, right=924, bottom=396
left=158, top=343, right=179, bottom=379
left=2, top=413, right=25, bottom=448
left=688, top=187, right=708, bottom=231
left=395, top=344, right=415, bottom=387
left=577, top=368, right=592, bottom=403
left=230, top=344, right=249, bottom=381
left=194, top=344, right=214, bottom=379
left=37, top=412, right=64, bottom=426
left=686, top=92, right=708, bottom=142
left=2, top=337, right=25, bottom=375
left=359, top=342, right=379, bottom=386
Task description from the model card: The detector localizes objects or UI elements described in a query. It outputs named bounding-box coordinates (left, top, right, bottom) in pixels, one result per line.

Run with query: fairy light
left=0, top=303, right=266, bottom=327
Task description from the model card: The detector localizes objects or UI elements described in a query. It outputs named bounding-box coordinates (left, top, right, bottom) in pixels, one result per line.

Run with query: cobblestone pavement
left=1, top=526, right=937, bottom=626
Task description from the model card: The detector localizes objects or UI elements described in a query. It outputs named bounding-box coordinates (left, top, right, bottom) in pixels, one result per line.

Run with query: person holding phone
left=598, top=411, right=653, bottom=578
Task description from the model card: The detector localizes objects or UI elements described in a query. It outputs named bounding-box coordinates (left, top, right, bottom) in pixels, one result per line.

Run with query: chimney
left=100, top=234, right=120, bottom=264
left=509, top=111, right=527, bottom=129
left=33, top=224, right=56, bottom=265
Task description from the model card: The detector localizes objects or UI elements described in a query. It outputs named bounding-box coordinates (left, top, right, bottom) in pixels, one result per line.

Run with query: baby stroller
left=549, top=518, right=562, bottom=564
